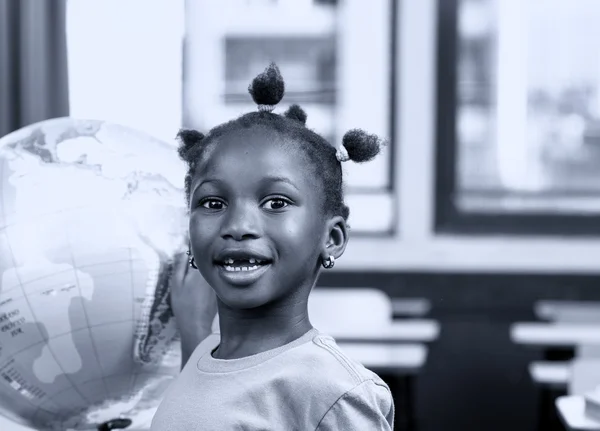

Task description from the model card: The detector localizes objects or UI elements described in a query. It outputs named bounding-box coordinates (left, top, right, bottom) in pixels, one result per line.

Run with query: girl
left=152, top=64, right=394, bottom=430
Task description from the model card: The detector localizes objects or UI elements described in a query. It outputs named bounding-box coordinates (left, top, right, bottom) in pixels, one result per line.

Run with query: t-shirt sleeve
left=315, top=379, right=395, bottom=431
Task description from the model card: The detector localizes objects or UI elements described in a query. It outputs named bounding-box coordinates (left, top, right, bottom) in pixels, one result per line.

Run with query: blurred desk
left=330, top=319, right=440, bottom=344
left=556, top=396, right=600, bottom=431
left=392, top=298, right=431, bottom=319
left=529, top=360, right=570, bottom=390
left=535, top=301, right=600, bottom=323
left=338, top=342, right=427, bottom=374
left=510, top=323, right=600, bottom=347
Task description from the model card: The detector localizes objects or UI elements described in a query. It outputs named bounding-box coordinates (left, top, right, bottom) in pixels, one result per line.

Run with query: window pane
left=456, top=0, right=600, bottom=214
left=224, top=37, right=336, bottom=106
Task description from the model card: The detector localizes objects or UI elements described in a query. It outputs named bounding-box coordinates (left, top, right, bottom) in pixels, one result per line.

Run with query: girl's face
left=188, top=129, right=327, bottom=310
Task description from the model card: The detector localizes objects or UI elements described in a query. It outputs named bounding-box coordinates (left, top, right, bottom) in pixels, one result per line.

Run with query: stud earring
left=186, top=250, right=198, bottom=269
left=321, top=255, right=335, bottom=269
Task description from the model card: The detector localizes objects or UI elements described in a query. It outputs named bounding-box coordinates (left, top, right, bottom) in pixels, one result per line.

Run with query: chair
left=553, top=358, right=600, bottom=431
left=392, top=298, right=431, bottom=319
left=535, top=300, right=600, bottom=323
left=577, top=345, right=600, bottom=359
left=308, top=287, right=392, bottom=336
left=529, top=361, right=570, bottom=390
left=569, top=358, right=600, bottom=396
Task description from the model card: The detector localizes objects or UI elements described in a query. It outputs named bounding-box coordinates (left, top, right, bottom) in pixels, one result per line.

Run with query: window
left=66, top=0, right=184, bottom=143
left=183, top=0, right=398, bottom=235
left=436, top=0, right=600, bottom=234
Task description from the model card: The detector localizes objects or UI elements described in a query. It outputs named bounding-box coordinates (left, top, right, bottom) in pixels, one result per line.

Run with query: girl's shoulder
left=282, top=332, right=394, bottom=428
left=285, top=331, right=392, bottom=396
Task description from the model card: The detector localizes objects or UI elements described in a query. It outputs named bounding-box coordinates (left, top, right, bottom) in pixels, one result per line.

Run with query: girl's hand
left=170, top=251, right=218, bottom=368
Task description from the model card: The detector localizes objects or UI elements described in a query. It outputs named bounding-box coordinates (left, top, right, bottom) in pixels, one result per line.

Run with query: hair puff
left=176, top=129, right=205, bottom=160
left=283, top=104, right=307, bottom=124
left=248, top=62, right=285, bottom=107
left=341, top=129, right=385, bottom=163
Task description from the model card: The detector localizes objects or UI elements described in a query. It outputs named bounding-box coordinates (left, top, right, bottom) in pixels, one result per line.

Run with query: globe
left=0, top=118, right=189, bottom=430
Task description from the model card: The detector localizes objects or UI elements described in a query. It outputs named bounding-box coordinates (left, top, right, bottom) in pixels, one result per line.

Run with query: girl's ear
left=320, top=215, right=349, bottom=263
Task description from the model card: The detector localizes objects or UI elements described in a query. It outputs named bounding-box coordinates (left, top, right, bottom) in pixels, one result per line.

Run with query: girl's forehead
left=216, top=126, right=286, bottom=149
left=193, top=131, right=315, bottom=188
left=207, top=133, right=290, bottom=167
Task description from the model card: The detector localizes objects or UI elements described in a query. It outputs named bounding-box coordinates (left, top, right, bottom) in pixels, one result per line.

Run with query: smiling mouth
left=217, top=258, right=272, bottom=272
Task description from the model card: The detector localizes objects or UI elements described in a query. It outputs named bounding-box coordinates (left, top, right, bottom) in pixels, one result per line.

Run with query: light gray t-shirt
left=151, top=328, right=395, bottom=430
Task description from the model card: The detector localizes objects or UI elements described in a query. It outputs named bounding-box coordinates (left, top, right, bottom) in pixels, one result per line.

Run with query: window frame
left=434, top=0, right=600, bottom=236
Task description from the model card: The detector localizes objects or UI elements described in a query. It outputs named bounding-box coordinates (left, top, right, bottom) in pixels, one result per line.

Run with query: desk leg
left=537, top=387, right=567, bottom=431
left=538, top=349, right=572, bottom=431
left=537, top=387, right=551, bottom=431
left=384, top=374, right=417, bottom=431
left=404, top=376, right=416, bottom=431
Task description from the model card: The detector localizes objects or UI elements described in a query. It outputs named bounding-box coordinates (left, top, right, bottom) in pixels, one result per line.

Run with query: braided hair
left=177, top=63, right=385, bottom=221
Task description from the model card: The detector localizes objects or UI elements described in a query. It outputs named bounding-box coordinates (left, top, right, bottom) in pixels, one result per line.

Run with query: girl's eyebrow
left=197, top=178, right=222, bottom=188
left=260, top=175, right=299, bottom=191
left=190, top=178, right=224, bottom=196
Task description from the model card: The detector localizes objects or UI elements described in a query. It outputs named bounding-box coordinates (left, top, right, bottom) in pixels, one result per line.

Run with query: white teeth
left=249, top=258, right=256, bottom=264
left=223, top=265, right=260, bottom=272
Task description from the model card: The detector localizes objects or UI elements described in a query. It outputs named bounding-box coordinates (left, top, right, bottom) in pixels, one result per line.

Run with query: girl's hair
left=177, top=63, right=385, bottom=221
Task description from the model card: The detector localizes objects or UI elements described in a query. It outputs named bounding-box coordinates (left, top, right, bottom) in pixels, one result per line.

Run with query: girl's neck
left=212, top=303, right=313, bottom=360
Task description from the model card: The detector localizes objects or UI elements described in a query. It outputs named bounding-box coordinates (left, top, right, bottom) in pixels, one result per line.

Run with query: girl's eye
left=262, top=198, right=289, bottom=210
left=200, top=199, right=226, bottom=210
